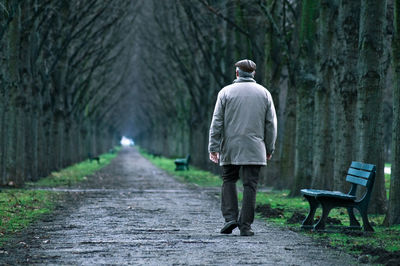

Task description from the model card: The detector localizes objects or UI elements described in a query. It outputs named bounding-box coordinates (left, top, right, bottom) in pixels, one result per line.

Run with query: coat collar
left=233, top=77, right=256, bottom=83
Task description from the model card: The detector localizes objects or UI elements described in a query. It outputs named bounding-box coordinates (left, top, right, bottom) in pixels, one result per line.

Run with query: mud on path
left=1, top=147, right=358, bottom=265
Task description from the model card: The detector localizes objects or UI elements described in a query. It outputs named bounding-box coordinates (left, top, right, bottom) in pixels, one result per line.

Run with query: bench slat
left=348, top=168, right=372, bottom=179
left=350, top=161, right=375, bottom=171
left=346, top=175, right=369, bottom=186
left=301, top=189, right=356, bottom=200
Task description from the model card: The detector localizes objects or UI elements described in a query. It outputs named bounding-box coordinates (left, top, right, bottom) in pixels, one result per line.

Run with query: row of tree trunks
left=0, top=1, right=138, bottom=186
left=0, top=113, right=112, bottom=186
left=126, top=0, right=399, bottom=219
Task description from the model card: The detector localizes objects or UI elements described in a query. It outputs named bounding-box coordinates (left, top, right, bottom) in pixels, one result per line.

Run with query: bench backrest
left=346, top=161, right=376, bottom=188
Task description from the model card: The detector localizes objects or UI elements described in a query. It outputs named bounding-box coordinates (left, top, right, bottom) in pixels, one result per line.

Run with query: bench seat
left=300, top=161, right=376, bottom=232
left=174, top=154, right=191, bottom=171
left=300, top=189, right=356, bottom=201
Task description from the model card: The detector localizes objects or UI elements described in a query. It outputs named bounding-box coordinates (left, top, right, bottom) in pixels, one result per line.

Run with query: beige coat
left=208, top=79, right=277, bottom=166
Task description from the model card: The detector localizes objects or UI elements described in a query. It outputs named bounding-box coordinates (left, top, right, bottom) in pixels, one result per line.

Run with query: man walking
left=208, top=59, right=277, bottom=236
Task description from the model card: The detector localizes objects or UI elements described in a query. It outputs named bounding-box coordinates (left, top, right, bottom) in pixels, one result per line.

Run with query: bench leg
left=301, top=195, right=319, bottom=229
left=314, top=201, right=333, bottom=231
left=347, top=207, right=361, bottom=229
left=358, top=207, right=374, bottom=232
left=175, top=163, right=184, bottom=171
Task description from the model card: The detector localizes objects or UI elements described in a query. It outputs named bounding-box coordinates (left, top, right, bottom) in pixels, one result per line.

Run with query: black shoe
left=220, top=221, right=238, bottom=234
left=240, top=229, right=254, bottom=236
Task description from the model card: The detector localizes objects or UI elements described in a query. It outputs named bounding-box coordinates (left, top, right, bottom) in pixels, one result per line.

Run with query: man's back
left=221, top=82, right=270, bottom=138
left=215, top=81, right=274, bottom=165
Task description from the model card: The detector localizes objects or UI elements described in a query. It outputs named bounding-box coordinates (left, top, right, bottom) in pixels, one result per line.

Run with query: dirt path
left=1, top=147, right=359, bottom=265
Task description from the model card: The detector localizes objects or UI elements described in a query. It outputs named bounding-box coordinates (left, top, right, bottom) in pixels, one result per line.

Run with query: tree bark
left=263, top=0, right=283, bottom=185
left=384, top=0, right=400, bottom=225
left=357, top=0, right=387, bottom=213
left=311, top=0, right=337, bottom=190
left=278, top=76, right=296, bottom=189
left=278, top=1, right=302, bottom=190
left=333, top=0, right=360, bottom=192
left=291, top=0, right=318, bottom=196
left=6, top=1, right=20, bottom=185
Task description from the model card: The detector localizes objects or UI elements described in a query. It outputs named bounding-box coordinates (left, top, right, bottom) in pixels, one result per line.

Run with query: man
left=208, top=59, right=277, bottom=236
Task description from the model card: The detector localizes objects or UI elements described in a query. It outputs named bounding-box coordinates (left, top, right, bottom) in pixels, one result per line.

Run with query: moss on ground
left=142, top=150, right=400, bottom=261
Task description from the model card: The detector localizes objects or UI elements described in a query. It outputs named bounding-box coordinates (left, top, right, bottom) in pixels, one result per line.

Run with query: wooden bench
left=88, top=153, right=100, bottom=164
left=174, top=155, right=191, bottom=171
left=301, top=161, right=376, bottom=231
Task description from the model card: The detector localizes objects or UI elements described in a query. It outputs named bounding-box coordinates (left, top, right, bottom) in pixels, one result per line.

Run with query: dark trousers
left=221, top=165, right=261, bottom=230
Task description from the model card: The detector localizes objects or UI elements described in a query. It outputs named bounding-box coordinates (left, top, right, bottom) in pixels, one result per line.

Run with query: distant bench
left=174, top=155, right=191, bottom=171
left=88, top=153, right=100, bottom=164
left=301, top=161, right=376, bottom=232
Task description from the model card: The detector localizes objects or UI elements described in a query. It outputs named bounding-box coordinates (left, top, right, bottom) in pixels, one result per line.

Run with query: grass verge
left=0, top=190, right=58, bottom=247
left=0, top=147, right=120, bottom=248
left=26, top=148, right=120, bottom=188
left=241, top=191, right=400, bottom=259
left=139, top=148, right=222, bottom=187
left=141, top=150, right=400, bottom=263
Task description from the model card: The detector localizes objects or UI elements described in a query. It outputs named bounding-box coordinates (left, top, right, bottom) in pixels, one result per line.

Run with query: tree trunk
left=6, top=1, right=20, bottom=185
left=384, top=0, right=400, bottom=225
left=263, top=0, right=283, bottom=185
left=0, top=82, right=7, bottom=185
left=357, top=0, right=387, bottom=213
left=311, top=0, right=337, bottom=190
left=15, top=106, right=26, bottom=185
left=278, top=76, right=296, bottom=189
left=277, top=1, right=303, bottom=190
left=290, top=0, right=318, bottom=196
left=333, top=0, right=360, bottom=192
left=190, top=119, right=209, bottom=168
left=4, top=103, right=17, bottom=185
left=29, top=108, right=39, bottom=181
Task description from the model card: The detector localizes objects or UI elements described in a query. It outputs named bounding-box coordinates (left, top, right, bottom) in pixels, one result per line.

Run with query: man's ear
left=236, top=70, right=239, bottom=77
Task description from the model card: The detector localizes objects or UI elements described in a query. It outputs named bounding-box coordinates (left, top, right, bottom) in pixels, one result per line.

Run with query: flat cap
left=235, top=59, right=256, bottom=73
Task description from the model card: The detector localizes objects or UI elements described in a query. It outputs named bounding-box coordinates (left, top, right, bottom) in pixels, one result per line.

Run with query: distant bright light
left=385, top=167, right=391, bottom=175
left=121, top=136, right=134, bottom=146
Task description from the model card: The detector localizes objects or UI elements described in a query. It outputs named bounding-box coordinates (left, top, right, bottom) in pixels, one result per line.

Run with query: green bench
left=88, top=153, right=100, bottom=164
left=174, top=155, right=191, bottom=171
left=301, top=161, right=376, bottom=231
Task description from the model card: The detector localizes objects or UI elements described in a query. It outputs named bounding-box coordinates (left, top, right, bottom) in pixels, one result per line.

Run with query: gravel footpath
left=1, top=147, right=360, bottom=265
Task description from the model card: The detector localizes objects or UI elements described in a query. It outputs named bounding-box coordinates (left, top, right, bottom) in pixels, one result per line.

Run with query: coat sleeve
left=265, top=92, right=277, bottom=155
left=208, top=91, right=225, bottom=153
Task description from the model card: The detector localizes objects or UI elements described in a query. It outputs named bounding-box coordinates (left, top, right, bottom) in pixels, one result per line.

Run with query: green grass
left=0, top=147, right=120, bottom=247
left=310, top=225, right=400, bottom=254
left=141, top=151, right=400, bottom=259
left=139, top=148, right=222, bottom=187
left=0, top=189, right=58, bottom=246
left=26, top=147, right=120, bottom=188
left=243, top=190, right=399, bottom=253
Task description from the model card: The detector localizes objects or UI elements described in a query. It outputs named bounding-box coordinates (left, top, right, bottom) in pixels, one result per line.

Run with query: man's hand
left=267, top=154, right=272, bottom=161
left=209, top=152, right=220, bottom=164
